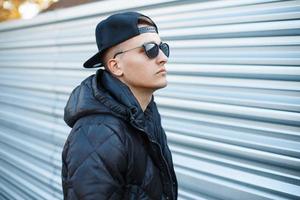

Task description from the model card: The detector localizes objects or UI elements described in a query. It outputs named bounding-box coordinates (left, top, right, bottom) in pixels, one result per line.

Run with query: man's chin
left=154, top=81, right=168, bottom=91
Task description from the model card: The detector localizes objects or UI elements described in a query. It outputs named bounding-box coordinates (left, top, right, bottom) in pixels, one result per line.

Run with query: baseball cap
left=83, top=12, right=158, bottom=68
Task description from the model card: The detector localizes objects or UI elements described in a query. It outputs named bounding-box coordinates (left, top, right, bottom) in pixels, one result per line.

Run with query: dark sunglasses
left=113, top=42, right=169, bottom=59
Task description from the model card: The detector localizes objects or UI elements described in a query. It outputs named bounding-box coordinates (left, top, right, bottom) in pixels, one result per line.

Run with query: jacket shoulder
left=63, top=114, right=127, bottom=178
left=62, top=117, right=128, bottom=199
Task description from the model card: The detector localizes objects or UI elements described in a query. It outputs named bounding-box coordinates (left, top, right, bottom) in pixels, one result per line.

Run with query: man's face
left=115, top=32, right=168, bottom=93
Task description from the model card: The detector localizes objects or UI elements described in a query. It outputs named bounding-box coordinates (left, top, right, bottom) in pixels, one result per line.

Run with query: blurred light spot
left=3, top=0, right=13, bottom=10
left=19, top=2, right=40, bottom=19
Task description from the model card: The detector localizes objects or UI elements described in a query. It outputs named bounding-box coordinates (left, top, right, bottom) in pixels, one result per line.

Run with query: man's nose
left=157, top=49, right=168, bottom=64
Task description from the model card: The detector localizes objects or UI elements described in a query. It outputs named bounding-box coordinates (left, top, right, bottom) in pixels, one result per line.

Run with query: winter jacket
left=62, top=69, right=178, bottom=200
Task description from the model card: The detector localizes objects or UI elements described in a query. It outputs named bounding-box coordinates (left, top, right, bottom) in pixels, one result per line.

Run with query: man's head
left=84, top=12, right=169, bottom=92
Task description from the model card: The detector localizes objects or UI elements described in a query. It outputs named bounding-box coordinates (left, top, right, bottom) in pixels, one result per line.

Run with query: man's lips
left=157, top=68, right=166, bottom=74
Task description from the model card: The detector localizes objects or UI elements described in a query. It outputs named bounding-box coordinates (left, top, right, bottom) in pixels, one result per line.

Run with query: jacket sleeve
left=62, top=123, right=128, bottom=200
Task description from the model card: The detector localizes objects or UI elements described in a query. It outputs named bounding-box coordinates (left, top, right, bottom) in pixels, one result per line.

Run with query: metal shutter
left=0, top=0, right=299, bottom=199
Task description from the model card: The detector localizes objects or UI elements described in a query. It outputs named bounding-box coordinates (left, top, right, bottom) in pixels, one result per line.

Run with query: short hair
left=101, top=16, right=156, bottom=70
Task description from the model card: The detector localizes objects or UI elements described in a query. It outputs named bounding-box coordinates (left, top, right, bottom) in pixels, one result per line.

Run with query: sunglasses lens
left=144, top=42, right=170, bottom=59
left=160, top=43, right=169, bottom=57
left=144, top=43, right=159, bottom=58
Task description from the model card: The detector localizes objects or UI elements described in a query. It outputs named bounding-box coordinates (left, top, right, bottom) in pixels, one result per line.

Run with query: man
left=62, top=12, right=178, bottom=200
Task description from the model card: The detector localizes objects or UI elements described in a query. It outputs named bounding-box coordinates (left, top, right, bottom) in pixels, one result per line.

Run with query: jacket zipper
left=150, top=139, right=174, bottom=200
left=131, top=122, right=174, bottom=200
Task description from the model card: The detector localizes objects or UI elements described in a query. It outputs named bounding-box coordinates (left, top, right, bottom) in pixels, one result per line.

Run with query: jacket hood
left=64, top=69, right=152, bottom=128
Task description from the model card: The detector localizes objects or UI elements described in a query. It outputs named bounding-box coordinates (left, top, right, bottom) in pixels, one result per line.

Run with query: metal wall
left=0, top=0, right=299, bottom=199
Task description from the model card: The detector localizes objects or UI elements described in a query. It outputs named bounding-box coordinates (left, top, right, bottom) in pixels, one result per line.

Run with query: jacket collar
left=93, top=69, right=156, bottom=130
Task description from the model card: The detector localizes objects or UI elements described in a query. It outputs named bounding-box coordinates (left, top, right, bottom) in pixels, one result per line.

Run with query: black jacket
left=62, top=69, right=178, bottom=200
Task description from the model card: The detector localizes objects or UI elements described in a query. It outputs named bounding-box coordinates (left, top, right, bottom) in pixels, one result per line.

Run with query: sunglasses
left=113, top=42, right=170, bottom=59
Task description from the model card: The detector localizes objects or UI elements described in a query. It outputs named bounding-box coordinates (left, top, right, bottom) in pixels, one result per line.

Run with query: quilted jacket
left=62, top=69, right=178, bottom=200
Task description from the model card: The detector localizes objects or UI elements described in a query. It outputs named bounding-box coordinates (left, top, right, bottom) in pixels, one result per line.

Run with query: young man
left=62, top=12, right=178, bottom=200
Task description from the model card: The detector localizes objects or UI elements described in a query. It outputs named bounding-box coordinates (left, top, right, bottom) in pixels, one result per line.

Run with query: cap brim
left=83, top=52, right=103, bottom=68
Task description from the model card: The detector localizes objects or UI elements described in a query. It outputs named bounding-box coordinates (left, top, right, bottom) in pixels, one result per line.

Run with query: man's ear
left=106, top=58, right=123, bottom=77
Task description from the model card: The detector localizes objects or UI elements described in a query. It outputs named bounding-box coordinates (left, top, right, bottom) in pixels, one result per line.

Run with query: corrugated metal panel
left=0, top=0, right=299, bottom=199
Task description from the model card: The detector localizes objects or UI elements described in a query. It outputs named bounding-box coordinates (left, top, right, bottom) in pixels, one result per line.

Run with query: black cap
left=83, top=12, right=158, bottom=68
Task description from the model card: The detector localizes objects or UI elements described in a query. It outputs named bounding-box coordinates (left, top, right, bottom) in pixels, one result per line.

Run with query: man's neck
left=129, top=87, right=153, bottom=112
